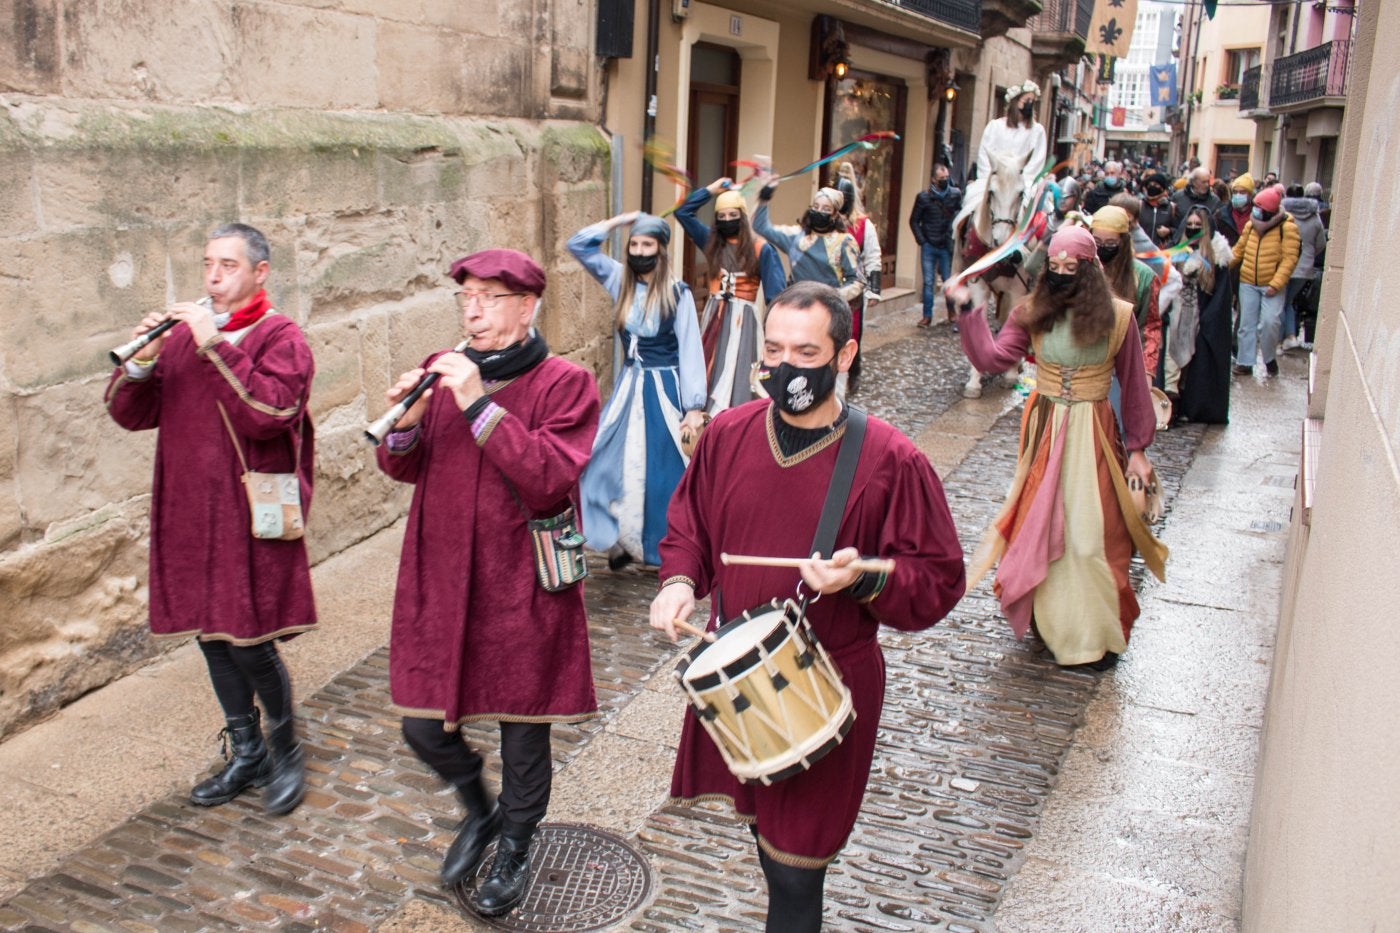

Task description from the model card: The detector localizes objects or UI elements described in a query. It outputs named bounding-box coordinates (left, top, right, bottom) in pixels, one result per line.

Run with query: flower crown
left=1004, top=80, right=1040, bottom=103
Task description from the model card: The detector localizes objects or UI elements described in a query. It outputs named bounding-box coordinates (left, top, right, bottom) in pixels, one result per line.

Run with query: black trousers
left=198, top=639, right=293, bottom=725
left=402, top=717, right=552, bottom=832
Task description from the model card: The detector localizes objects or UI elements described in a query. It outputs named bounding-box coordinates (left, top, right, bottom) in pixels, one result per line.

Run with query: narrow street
left=0, top=298, right=1299, bottom=932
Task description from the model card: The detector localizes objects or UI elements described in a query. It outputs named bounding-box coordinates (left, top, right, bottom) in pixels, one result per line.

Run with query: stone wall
left=0, top=0, right=614, bottom=738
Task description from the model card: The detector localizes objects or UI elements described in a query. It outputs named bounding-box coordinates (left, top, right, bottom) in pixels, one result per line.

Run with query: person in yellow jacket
left=1230, top=184, right=1300, bottom=377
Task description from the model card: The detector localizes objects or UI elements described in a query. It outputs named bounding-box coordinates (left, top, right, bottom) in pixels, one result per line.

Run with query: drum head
left=683, top=602, right=795, bottom=683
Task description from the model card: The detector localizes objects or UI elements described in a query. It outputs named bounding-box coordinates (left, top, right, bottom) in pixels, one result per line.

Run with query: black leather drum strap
left=810, top=404, right=867, bottom=560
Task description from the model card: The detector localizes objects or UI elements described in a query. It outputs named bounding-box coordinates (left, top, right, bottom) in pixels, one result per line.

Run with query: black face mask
left=1044, top=270, right=1077, bottom=293
left=760, top=357, right=839, bottom=415
left=807, top=210, right=835, bottom=233
left=1020, top=101, right=1035, bottom=120
left=1184, top=226, right=1203, bottom=238
left=714, top=217, right=743, bottom=238
left=934, top=178, right=949, bottom=190
left=1145, top=185, right=1164, bottom=198
left=627, top=252, right=659, bottom=275
left=1096, top=241, right=1121, bottom=263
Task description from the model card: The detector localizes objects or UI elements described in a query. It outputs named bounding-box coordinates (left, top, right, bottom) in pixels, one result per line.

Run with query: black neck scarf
left=466, top=329, right=549, bottom=381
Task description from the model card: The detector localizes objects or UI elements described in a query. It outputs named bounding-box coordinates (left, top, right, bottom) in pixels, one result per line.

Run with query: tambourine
left=1127, top=469, right=1163, bottom=525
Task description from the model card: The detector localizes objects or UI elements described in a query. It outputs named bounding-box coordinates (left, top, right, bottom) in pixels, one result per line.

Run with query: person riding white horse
left=956, top=81, right=1047, bottom=231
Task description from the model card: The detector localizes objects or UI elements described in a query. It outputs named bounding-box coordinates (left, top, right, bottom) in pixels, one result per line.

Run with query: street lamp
left=944, top=80, right=959, bottom=103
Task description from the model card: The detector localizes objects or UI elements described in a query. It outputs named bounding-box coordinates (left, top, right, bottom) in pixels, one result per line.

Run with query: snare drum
left=674, top=599, right=855, bottom=785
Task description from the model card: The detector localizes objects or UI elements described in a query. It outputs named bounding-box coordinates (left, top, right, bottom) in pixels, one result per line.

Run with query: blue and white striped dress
left=568, top=222, right=707, bottom=565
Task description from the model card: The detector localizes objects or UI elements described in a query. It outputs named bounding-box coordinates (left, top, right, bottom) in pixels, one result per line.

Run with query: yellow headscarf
left=1090, top=205, right=1132, bottom=235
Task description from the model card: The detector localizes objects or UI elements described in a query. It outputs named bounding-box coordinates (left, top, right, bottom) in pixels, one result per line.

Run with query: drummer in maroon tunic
left=105, top=223, right=316, bottom=817
left=650, top=280, right=966, bottom=931
left=376, top=249, right=600, bottom=916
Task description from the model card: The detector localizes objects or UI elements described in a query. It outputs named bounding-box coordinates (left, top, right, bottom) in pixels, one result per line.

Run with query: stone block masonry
left=0, top=101, right=615, bottom=739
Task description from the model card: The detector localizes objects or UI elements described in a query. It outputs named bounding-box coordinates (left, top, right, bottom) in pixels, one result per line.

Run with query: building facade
left=1238, top=0, right=1356, bottom=188
left=1177, top=0, right=1270, bottom=180
left=1242, top=1, right=1399, bottom=926
left=1102, top=0, right=1177, bottom=165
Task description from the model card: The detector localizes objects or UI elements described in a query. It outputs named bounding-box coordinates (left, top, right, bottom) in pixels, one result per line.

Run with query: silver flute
left=108, top=297, right=220, bottom=365
left=363, top=339, right=472, bottom=447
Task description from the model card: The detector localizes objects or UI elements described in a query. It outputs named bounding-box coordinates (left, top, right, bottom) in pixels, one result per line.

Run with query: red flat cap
left=448, top=249, right=546, bottom=295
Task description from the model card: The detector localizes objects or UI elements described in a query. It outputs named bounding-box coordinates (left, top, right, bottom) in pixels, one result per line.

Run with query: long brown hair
left=1016, top=262, right=1118, bottom=345
left=1099, top=231, right=1137, bottom=302
left=702, top=215, right=761, bottom=281
left=614, top=243, right=681, bottom=332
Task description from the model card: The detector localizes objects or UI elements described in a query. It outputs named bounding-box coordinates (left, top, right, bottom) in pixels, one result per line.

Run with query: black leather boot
left=191, top=710, right=270, bottom=807
left=262, top=715, right=305, bottom=816
left=473, top=825, right=534, bottom=917
left=441, top=779, right=502, bottom=887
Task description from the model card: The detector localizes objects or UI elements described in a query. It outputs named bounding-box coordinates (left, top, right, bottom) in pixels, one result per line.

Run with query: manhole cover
left=453, top=823, right=652, bottom=931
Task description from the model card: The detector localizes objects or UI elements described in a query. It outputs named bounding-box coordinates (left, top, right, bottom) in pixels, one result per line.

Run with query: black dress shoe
left=1265, top=359, right=1279, bottom=377
left=474, top=830, right=533, bottom=917
left=607, top=549, right=633, bottom=572
left=442, top=806, right=501, bottom=887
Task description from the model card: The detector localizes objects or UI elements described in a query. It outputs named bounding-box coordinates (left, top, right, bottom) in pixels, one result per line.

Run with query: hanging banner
left=1111, top=106, right=1126, bottom=127
left=1085, top=0, right=1139, bottom=58
left=1096, top=54, right=1118, bottom=85
left=1149, top=62, right=1178, bottom=107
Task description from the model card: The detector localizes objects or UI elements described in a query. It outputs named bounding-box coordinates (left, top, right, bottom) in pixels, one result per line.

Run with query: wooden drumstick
left=720, top=552, right=896, bottom=575
left=673, top=619, right=716, bottom=643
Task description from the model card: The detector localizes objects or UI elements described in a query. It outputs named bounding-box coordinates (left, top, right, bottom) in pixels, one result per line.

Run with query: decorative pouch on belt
left=526, top=506, right=589, bottom=592
left=218, top=401, right=306, bottom=541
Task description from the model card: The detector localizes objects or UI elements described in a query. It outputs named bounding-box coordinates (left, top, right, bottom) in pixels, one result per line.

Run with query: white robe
left=957, top=118, right=1049, bottom=230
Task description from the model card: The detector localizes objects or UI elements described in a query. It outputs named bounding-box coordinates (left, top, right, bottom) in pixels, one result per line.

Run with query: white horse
left=952, top=150, right=1042, bottom=398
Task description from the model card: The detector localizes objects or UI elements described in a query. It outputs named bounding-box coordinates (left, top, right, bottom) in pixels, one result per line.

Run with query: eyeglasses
left=455, top=290, right=523, bottom=311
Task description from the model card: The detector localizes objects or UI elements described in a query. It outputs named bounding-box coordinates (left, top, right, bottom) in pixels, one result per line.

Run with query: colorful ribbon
left=949, top=157, right=1068, bottom=290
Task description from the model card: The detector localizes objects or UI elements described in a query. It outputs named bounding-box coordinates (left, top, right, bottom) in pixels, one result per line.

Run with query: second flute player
left=374, top=249, right=600, bottom=916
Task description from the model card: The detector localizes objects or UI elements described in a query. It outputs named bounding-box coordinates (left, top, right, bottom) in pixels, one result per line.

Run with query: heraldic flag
left=1085, top=0, right=1140, bottom=58
left=1149, top=62, right=1178, bottom=108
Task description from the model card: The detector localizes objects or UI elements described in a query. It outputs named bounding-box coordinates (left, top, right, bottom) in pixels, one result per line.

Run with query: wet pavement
left=0, top=300, right=1296, bottom=931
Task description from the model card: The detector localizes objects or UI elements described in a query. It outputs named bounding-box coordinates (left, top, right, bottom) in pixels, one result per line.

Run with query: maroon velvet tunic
left=660, top=401, right=966, bottom=866
left=104, top=314, right=317, bottom=645
left=377, top=355, right=601, bottom=726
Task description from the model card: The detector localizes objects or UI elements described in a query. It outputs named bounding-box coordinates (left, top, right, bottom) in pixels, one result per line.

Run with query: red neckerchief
left=219, top=290, right=271, bottom=331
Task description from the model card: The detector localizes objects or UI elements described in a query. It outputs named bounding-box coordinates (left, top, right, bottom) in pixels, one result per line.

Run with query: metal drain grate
left=454, top=823, right=653, bottom=931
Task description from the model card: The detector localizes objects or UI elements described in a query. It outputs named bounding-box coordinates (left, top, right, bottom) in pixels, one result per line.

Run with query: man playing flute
left=375, top=249, right=600, bottom=916
left=105, top=223, right=316, bottom=817
left=650, top=281, right=967, bottom=931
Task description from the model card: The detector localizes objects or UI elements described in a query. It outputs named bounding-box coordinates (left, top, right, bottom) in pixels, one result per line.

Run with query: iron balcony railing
left=1239, top=64, right=1262, bottom=111
left=889, top=0, right=983, bottom=34
left=1270, top=39, right=1351, bottom=108
left=1027, top=0, right=1092, bottom=36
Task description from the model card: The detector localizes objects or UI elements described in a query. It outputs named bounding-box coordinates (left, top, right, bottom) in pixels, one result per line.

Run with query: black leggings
left=753, top=826, right=827, bottom=932
left=198, top=639, right=293, bottom=725
left=402, top=717, right=553, bottom=832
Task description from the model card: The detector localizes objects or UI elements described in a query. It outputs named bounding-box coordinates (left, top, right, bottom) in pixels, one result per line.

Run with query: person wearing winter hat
left=569, top=211, right=708, bottom=569
left=1215, top=172, right=1254, bottom=247
left=1230, top=184, right=1301, bottom=376
left=1138, top=171, right=1175, bottom=246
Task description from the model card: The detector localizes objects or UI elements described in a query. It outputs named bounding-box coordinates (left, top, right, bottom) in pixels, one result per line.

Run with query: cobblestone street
left=0, top=304, right=1294, bottom=932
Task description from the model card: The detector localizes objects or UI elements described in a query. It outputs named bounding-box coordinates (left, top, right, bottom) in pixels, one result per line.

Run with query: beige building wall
left=1242, top=2, right=1400, bottom=928
left=1186, top=2, right=1270, bottom=176
left=0, top=0, right=615, bottom=738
